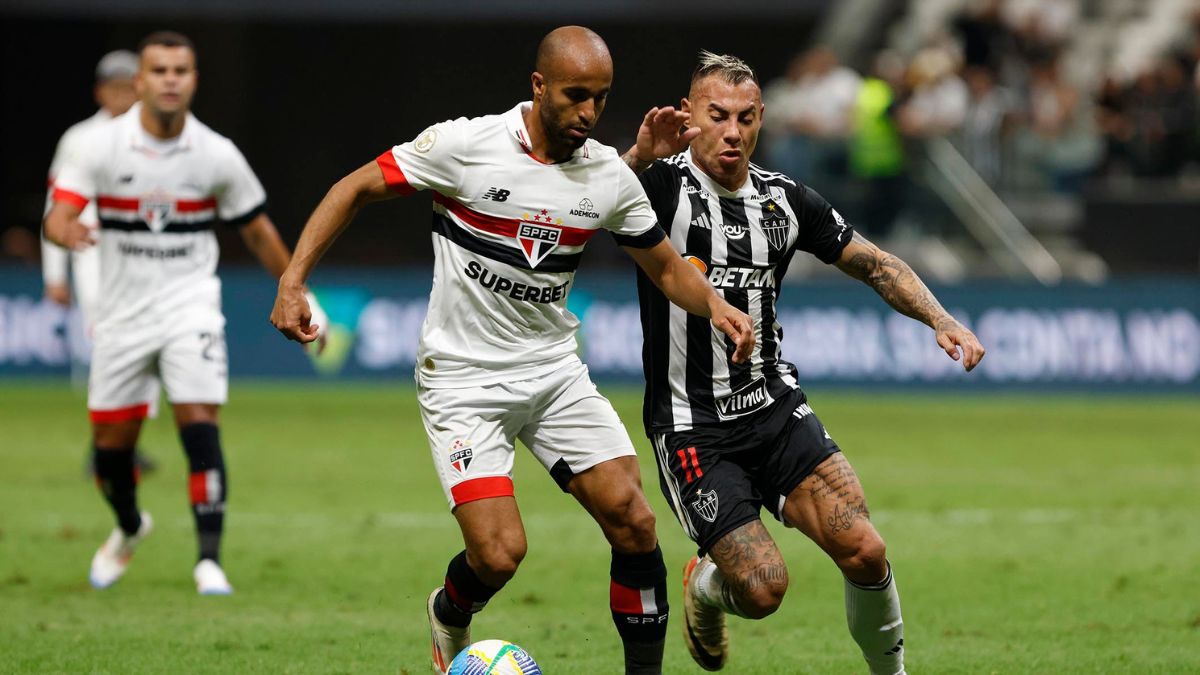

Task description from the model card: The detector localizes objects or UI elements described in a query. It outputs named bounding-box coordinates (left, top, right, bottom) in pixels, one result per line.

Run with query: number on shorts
left=676, top=446, right=703, bottom=483
left=199, top=332, right=225, bottom=362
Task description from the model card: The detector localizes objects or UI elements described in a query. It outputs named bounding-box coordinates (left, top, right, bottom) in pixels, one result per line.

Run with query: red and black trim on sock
left=180, top=423, right=226, bottom=564
left=93, top=445, right=142, bottom=535
left=435, top=550, right=501, bottom=628
left=610, top=544, right=669, bottom=674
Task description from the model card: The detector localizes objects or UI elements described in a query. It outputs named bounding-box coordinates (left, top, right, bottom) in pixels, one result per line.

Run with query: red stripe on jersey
left=449, top=476, right=514, bottom=506
left=176, top=198, right=218, bottom=212
left=610, top=581, right=645, bottom=614
left=53, top=188, right=89, bottom=209
left=97, top=196, right=217, bottom=213
left=189, top=472, right=209, bottom=504
left=375, top=150, right=416, bottom=195
left=431, top=193, right=598, bottom=247
left=89, top=403, right=150, bottom=424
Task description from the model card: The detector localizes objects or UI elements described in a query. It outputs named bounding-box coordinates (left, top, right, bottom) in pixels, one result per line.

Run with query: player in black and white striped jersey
left=621, top=52, right=985, bottom=673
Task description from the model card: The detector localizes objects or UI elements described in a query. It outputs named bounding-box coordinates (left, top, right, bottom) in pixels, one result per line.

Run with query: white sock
left=844, top=563, right=905, bottom=675
left=691, top=557, right=749, bottom=618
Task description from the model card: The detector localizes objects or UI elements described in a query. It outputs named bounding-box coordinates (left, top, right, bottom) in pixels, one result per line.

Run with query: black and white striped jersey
left=635, top=149, right=853, bottom=434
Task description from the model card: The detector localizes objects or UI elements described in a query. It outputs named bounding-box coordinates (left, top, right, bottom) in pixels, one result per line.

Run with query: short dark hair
left=138, top=30, right=195, bottom=56
left=691, top=50, right=758, bottom=88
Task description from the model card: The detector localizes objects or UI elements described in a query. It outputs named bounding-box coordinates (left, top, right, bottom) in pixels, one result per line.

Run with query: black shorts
left=650, top=388, right=840, bottom=555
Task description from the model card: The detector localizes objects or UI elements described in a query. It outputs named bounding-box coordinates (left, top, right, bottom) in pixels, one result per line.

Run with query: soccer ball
left=447, top=639, right=542, bottom=675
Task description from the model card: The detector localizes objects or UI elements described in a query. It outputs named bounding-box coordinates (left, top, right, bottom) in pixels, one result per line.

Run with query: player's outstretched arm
left=624, top=238, right=755, bottom=363
left=835, top=232, right=985, bottom=371
left=620, top=106, right=701, bottom=174
left=43, top=201, right=94, bottom=251
left=270, top=161, right=395, bottom=344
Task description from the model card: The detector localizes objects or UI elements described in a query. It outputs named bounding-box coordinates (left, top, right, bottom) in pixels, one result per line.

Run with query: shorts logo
left=139, top=191, right=175, bottom=232
left=414, top=126, right=438, bottom=153
left=517, top=209, right=563, bottom=268
left=448, top=439, right=473, bottom=474
left=759, top=199, right=790, bottom=250
left=715, top=378, right=772, bottom=420
left=691, top=489, right=719, bottom=523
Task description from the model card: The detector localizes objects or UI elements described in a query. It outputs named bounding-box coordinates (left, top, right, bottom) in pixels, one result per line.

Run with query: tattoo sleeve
left=836, top=232, right=956, bottom=330
left=621, top=149, right=653, bottom=175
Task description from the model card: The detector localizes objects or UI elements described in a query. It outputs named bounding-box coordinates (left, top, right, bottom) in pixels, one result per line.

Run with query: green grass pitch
left=1, top=382, right=1197, bottom=674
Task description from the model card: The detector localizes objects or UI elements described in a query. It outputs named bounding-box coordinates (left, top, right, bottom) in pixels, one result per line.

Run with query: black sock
left=610, top=545, right=669, bottom=674
left=435, top=550, right=501, bottom=628
left=180, top=423, right=226, bottom=564
left=93, top=445, right=142, bottom=535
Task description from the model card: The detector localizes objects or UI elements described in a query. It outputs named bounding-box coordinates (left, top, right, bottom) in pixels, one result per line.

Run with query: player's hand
left=270, top=280, right=321, bottom=345
left=935, top=316, right=985, bottom=371
left=302, top=290, right=329, bottom=355
left=44, top=284, right=71, bottom=307
left=57, top=221, right=97, bottom=251
left=633, top=106, right=701, bottom=164
left=710, top=299, right=755, bottom=364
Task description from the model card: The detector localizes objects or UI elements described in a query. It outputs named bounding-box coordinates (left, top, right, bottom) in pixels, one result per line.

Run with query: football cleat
left=683, top=555, right=729, bottom=671
left=427, top=587, right=470, bottom=674
left=89, top=511, right=153, bottom=589
left=193, top=559, right=233, bottom=595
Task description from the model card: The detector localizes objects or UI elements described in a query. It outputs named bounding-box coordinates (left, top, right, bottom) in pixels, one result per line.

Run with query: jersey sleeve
left=214, top=140, right=267, bottom=226
left=50, top=126, right=102, bottom=210
left=637, top=161, right=683, bottom=237
left=789, top=184, right=854, bottom=264
left=606, top=162, right=666, bottom=249
left=375, top=119, right=466, bottom=196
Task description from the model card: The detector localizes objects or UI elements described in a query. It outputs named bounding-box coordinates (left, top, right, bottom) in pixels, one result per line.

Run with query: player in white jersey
left=42, top=50, right=138, bottom=323
left=621, top=53, right=984, bottom=674
left=270, top=26, right=753, bottom=675
left=44, top=31, right=323, bottom=596
left=43, top=50, right=161, bottom=476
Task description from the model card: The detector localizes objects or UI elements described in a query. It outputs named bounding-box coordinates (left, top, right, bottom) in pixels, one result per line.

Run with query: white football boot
left=193, top=559, right=234, bottom=595
left=427, top=587, right=470, bottom=674
left=683, top=554, right=729, bottom=671
left=89, top=511, right=153, bottom=589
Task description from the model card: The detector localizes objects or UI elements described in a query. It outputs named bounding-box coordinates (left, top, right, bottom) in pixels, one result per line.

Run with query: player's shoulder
left=580, top=138, right=621, bottom=165
left=748, top=161, right=800, bottom=190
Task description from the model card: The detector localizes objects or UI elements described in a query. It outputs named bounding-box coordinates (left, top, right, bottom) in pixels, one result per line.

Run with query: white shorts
left=88, top=312, right=228, bottom=423
left=418, top=356, right=637, bottom=509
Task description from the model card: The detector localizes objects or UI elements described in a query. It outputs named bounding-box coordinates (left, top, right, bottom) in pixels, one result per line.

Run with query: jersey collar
left=503, top=101, right=589, bottom=162
left=124, top=102, right=197, bottom=155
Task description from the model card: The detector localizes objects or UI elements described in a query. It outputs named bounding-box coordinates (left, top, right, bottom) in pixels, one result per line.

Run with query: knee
left=603, top=492, right=658, bottom=552
left=471, top=536, right=527, bottom=584
left=734, top=570, right=788, bottom=620
left=835, top=532, right=888, bottom=582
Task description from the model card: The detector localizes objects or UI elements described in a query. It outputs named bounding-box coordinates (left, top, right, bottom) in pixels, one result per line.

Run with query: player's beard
left=540, top=104, right=588, bottom=153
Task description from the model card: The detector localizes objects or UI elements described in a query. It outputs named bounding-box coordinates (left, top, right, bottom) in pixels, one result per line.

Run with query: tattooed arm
left=835, top=232, right=986, bottom=371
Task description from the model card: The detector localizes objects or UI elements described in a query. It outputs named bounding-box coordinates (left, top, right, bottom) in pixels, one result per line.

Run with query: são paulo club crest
left=139, top=190, right=175, bottom=232
left=759, top=198, right=790, bottom=251
left=517, top=209, right=563, bottom=268
left=448, top=439, right=474, bottom=474
left=691, top=489, right=719, bottom=523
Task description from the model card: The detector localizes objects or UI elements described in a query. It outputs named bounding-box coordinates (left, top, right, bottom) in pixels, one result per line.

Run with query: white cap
left=95, top=50, right=138, bottom=83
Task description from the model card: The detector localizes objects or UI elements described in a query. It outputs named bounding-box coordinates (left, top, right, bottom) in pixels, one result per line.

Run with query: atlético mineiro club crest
left=759, top=199, right=790, bottom=251
left=448, top=439, right=473, bottom=474
left=691, top=489, right=719, bottom=523
left=517, top=209, right=563, bottom=268
left=140, top=191, right=175, bottom=232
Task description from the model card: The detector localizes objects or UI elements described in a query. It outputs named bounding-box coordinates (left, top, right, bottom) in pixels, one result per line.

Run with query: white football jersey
left=379, top=101, right=662, bottom=388
left=42, top=109, right=110, bottom=320
left=52, top=103, right=266, bottom=333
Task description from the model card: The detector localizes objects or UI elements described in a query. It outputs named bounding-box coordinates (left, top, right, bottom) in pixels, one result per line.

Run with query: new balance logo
left=690, top=213, right=713, bottom=230
left=118, top=174, right=134, bottom=184
left=482, top=187, right=510, bottom=202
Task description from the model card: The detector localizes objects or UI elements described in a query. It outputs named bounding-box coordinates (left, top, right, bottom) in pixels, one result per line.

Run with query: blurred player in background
left=42, top=50, right=160, bottom=475
left=621, top=52, right=985, bottom=673
left=271, top=26, right=753, bottom=675
left=44, top=30, right=324, bottom=596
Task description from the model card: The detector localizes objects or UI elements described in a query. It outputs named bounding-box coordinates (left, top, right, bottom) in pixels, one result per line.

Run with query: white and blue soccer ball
left=447, top=639, right=542, bottom=675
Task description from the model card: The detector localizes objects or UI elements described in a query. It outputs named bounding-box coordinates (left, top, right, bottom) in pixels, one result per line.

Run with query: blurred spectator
left=898, top=47, right=968, bottom=137
left=763, top=46, right=861, bottom=189
left=2, top=226, right=40, bottom=266
left=1020, top=55, right=1101, bottom=193
left=849, top=51, right=908, bottom=238
left=1123, top=56, right=1197, bottom=177
left=960, top=65, right=1017, bottom=183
